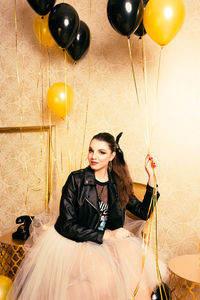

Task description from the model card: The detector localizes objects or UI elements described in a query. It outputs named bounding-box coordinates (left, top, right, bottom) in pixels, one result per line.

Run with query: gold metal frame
left=0, top=125, right=55, bottom=208
left=169, top=271, right=200, bottom=299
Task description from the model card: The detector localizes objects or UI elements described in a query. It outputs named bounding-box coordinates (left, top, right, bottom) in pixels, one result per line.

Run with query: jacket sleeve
left=126, top=184, right=160, bottom=220
left=54, top=173, right=104, bottom=244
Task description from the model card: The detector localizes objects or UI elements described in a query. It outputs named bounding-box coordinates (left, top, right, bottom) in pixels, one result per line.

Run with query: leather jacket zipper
left=85, top=197, right=101, bottom=229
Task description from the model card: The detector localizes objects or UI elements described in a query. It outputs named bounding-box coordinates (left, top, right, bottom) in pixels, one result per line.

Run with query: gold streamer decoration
left=15, top=2, right=56, bottom=213
left=80, top=32, right=92, bottom=168
left=89, top=0, right=92, bottom=14
left=15, top=0, right=30, bottom=210
left=44, top=47, right=58, bottom=211
left=47, top=48, right=55, bottom=211
left=14, top=0, right=22, bottom=99
left=64, top=49, right=72, bottom=176
left=41, top=45, right=49, bottom=209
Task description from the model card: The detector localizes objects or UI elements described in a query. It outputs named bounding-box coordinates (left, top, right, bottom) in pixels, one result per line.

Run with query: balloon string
left=131, top=166, right=157, bottom=299
left=64, top=49, right=68, bottom=119
left=64, top=50, right=68, bottom=120
left=142, top=37, right=148, bottom=106
left=144, top=45, right=166, bottom=300
left=134, top=32, right=166, bottom=300
left=152, top=168, right=168, bottom=300
left=150, top=46, right=163, bottom=144
left=64, top=50, right=67, bottom=88
left=156, top=46, right=163, bottom=104
left=153, top=197, right=168, bottom=300
left=127, top=38, right=140, bottom=105
left=141, top=37, right=151, bottom=153
left=131, top=197, right=154, bottom=299
left=132, top=40, right=158, bottom=300
left=80, top=33, right=91, bottom=168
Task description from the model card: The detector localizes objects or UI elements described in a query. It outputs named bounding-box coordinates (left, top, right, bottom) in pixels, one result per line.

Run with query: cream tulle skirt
left=7, top=223, right=168, bottom=300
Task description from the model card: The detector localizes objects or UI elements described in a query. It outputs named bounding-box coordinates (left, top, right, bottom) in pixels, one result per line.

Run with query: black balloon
left=26, top=0, right=55, bottom=16
left=151, top=283, right=172, bottom=300
left=134, top=20, right=146, bottom=37
left=48, top=3, right=80, bottom=49
left=107, top=0, right=144, bottom=38
left=143, top=0, right=149, bottom=5
left=134, top=0, right=149, bottom=38
left=67, top=21, right=90, bottom=61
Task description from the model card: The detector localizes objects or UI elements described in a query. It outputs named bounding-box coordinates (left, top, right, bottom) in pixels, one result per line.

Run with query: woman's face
left=88, top=139, right=115, bottom=172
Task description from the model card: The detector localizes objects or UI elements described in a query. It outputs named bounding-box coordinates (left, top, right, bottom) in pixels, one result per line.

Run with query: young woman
left=8, top=132, right=167, bottom=300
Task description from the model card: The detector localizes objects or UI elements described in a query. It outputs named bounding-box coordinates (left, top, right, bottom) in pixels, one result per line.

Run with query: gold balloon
left=33, top=14, right=55, bottom=48
left=47, top=83, right=74, bottom=118
left=143, top=0, right=185, bottom=46
left=0, top=275, right=12, bottom=300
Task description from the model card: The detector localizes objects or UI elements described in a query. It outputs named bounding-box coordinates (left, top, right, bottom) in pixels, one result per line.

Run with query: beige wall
left=0, top=0, right=200, bottom=265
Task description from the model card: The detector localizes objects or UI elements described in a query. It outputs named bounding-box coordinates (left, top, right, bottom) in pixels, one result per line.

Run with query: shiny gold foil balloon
left=47, top=82, right=74, bottom=118
left=143, top=0, right=185, bottom=46
left=33, top=14, right=55, bottom=48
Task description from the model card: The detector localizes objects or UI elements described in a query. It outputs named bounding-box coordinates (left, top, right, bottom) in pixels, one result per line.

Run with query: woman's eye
left=89, top=149, right=93, bottom=153
left=100, top=151, right=106, bottom=154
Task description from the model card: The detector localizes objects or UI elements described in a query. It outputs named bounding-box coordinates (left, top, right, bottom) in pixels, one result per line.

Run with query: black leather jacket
left=55, top=166, right=158, bottom=244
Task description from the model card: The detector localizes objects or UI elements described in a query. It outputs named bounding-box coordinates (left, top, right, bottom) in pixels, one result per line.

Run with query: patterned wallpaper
left=0, top=0, right=200, bottom=274
left=0, top=129, right=49, bottom=233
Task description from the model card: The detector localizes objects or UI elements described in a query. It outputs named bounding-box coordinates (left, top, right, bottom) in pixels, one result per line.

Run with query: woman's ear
left=110, top=151, right=116, bottom=161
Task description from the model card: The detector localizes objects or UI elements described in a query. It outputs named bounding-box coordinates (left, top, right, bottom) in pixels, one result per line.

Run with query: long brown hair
left=91, top=132, right=133, bottom=209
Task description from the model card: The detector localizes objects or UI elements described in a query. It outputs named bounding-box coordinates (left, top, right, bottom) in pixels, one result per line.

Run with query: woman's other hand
left=103, top=228, right=131, bottom=241
left=145, top=154, right=156, bottom=188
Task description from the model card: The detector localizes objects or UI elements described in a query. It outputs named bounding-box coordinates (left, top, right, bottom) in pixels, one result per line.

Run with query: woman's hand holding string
left=144, top=154, right=157, bottom=188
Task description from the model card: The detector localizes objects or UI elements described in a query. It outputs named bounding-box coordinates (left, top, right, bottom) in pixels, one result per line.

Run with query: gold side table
left=168, top=254, right=200, bottom=299
left=0, top=232, right=25, bottom=280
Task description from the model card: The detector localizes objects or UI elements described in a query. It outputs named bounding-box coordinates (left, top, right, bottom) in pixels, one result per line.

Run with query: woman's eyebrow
left=89, top=147, right=107, bottom=151
left=97, top=149, right=108, bottom=152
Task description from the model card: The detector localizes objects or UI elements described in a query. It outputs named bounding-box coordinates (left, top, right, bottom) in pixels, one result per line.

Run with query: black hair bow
left=116, top=132, right=125, bottom=165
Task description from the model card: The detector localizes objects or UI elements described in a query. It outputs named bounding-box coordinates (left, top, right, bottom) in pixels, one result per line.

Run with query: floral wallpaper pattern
left=0, top=0, right=200, bottom=296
